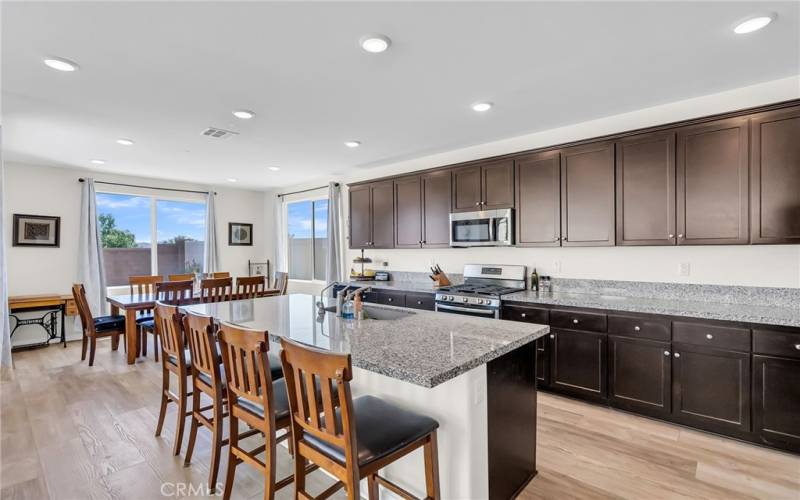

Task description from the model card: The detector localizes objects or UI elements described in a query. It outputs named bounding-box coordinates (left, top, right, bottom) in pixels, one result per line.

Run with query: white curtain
left=203, top=192, right=218, bottom=273
left=0, top=129, right=12, bottom=369
left=77, top=178, right=107, bottom=320
left=325, top=182, right=343, bottom=286
left=274, top=196, right=287, bottom=274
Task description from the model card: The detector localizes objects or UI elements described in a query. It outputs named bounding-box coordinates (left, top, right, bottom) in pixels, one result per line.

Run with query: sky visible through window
left=96, top=193, right=205, bottom=245
left=287, top=199, right=328, bottom=239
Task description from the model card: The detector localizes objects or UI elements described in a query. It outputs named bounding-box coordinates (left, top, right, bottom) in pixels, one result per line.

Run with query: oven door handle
left=488, top=217, right=496, bottom=242
left=436, top=303, right=497, bottom=315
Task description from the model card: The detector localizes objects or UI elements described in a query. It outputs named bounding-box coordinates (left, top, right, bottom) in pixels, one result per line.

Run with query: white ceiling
left=2, top=1, right=798, bottom=189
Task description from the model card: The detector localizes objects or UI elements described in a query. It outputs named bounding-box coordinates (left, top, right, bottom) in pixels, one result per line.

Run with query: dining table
left=107, top=289, right=279, bottom=364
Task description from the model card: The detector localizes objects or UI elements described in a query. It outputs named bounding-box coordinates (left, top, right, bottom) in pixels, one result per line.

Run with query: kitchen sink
left=319, top=305, right=413, bottom=320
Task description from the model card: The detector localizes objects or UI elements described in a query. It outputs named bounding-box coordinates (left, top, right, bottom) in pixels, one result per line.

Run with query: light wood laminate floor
left=2, top=339, right=798, bottom=499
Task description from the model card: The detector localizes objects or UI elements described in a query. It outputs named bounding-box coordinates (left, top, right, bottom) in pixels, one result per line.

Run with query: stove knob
left=477, top=299, right=484, bottom=305
left=447, top=296, right=454, bottom=301
left=462, top=297, right=469, bottom=303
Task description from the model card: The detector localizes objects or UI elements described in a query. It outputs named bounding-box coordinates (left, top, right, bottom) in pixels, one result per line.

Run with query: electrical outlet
left=679, top=262, right=691, bottom=277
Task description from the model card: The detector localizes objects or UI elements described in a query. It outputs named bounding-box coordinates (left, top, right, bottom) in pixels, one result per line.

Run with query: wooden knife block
left=432, top=272, right=451, bottom=288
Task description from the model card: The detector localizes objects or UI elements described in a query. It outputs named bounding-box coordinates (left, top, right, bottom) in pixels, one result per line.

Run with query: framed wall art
left=228, top=222, right=253, bottom=246
left=13, top=214, right=61, bottom=247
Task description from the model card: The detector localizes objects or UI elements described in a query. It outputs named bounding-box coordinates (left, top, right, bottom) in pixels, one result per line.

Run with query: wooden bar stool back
left=280, top=338, right=441, bottom=500
left=141, top=280, right=193, bottom=361
left=129, top=274, right=163, bottom=359
left=71, top=283, right=125, bottom=366
left=153, top=301, right=192, bottom=456
left=271, top=272, right=288, bottom=296
left=235, top=275, right=266, bottom=299
left=200, top=277, right=233, bottom=303
left=168, top=273, right=195, bottom=282
left=210, top=272, right=231, bottom=279
left=217, top=321, right=304, bottom=500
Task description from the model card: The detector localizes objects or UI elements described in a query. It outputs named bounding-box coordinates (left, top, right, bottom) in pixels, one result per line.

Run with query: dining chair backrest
left=200, top=277, right=233, bottom=303
left=154, top=301, right=185, bottom=366
left=168, top=273, right=195, bottom=282
left=279, top=337, right=356, bottom=468
left=71, top=283, right=97, bottom=338
left=235, top=275, right=266, bottom=299
left=128, top=275, right=162, bottom=296
left=210, top=272, right=230, bottom=279
left=183, top=310, right=222, bottom=390
left=156, top=280, right=193, bottom=305
left=217, top=321, right=278, bottom=425
left=273, top=272, right=289, bottom=295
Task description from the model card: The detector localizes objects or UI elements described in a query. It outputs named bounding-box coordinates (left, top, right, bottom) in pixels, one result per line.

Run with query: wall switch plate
left=679, top=262, right=691, bottom=276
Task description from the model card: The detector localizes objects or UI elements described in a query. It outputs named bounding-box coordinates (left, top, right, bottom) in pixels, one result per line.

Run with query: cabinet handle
left=550, top=334, right=555, bottom=339
left=388, top=298, right=393, bottom=302
left=475, top=202, right=481, bottom=206
left=668, top=234, right=674, bottom=238
left=678, top=234, right=684, bottom=238
left=521, top=313, right=527, bottom=318
left=794, top=344, right=800, bottom=350
left=674, top=353, right=681, bottom=358
left=664, top=351, right=670, bottom=356
left=564, top=237, right=568, bottom=242
left=706, top=334, right=713, bottom=340
left=572, top=318, right=579, bottom=324
left=634, top=326, right=641, bottom=331
left=417, top=301, right=422, bottom=305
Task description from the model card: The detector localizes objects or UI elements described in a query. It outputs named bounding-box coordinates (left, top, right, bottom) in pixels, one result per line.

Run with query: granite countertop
left=183, top=294, right=549, bottom=388
left=503, top=291, right=800, bottom=328
left=343, top=280, right=444, bottom=294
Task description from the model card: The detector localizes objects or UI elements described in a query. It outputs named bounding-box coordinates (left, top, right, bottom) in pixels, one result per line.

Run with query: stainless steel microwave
left=449, top=209, right=514, bottom=247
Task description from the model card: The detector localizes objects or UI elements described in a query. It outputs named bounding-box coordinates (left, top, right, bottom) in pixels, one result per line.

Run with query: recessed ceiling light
left=43, top=56, right=79, bottom=72
left=360, top=34, right=391, bottom=53
left=268, top=166, right=280, bottom=171
left=344, top=141, right=361, bottom=148
left=90, top=159, right=106, bottom=165
left=734, top=14, right=775, bottom=34
left=227, top=178, right=238, bottom=183
left=472, top=102, right=493, bottom=112
left=232, top=109, right=256, bottom=120
left=116, top=138, right=135, bottom=146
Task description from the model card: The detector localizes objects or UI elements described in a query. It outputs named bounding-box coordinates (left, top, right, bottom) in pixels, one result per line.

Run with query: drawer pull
left=706, top=334, right=713, bottom=340
left=387, top=298, right=393, bottom=302
left=416, top=301, right=422, bottom=305
left=664, top=351, right=670, bottom=356
left=795, top=344, right=800, bottom=351
left=550, top=334, right=555, bottom=339
left=521, top=313, right=527, bottom=318
left=572, top=318, right=579, bottom=324
left=634, top=326, right=641, bottom=331
left=674, top=353, right=681, bottom=358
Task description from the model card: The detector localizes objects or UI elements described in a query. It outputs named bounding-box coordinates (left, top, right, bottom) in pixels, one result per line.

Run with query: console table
left=8, top=294, right=75, bottom=351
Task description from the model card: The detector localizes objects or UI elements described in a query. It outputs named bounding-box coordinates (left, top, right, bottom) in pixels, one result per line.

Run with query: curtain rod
left=78, top=178, right=216, bottom=195
left=277, top=183, right=338, bottom=198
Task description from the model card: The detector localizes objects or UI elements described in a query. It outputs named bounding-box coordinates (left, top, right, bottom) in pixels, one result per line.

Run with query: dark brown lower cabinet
left=608, top=336, right=671, bottom=418
left=671, top=343, right=751, bottom=435
left=550, top=329, right=607, bottom=402
left=536, top=336, right=550, bottom=387
left=753, top=355, right=800, bottom=451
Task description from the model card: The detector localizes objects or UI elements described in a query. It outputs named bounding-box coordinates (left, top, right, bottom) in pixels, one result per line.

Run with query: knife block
left=432, top=272, right=451, bottom=288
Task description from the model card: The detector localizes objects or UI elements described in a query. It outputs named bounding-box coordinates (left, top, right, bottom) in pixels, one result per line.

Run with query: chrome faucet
left=316, top=282, right=339, bottom=314
left=344, top=286, right=371, bottom=301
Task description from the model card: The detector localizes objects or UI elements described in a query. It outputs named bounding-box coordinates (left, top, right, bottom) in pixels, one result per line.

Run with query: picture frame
left=228, top=222, right=253, bottom=246
left=12, top=214, right=61, bottom=247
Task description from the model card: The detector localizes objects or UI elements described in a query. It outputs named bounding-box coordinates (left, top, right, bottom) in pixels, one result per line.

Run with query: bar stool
left=140, top=280, right=193, bottom=361
left=235, top=275, right=267, bottom=299
left=182, top=310, right=261, bottom=494
left=279, top=337, right=441, bottom=500
left=199, top=277, right=233, bottom=303
left=217, top=321, right=316, bottom=500
left=153, top=301, right=192, bottom=456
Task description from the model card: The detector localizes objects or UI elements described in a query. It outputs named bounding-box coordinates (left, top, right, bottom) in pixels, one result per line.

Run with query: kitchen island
left=184, top=293, right=549, bottom=500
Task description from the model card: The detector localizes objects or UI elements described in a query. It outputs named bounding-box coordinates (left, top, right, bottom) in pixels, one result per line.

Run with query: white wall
left=5, top=162, right=267, bottom=342
left=276, top=75, right=800, bottom=289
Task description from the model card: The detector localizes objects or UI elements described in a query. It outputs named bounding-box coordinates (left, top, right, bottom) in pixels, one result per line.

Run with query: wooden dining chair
left=280, top=337, right=441, bottom=500
left=72, top=283, right=126, bottom=366
left=153, top=301, right=192, bottom=456
left=168, top=273, right=195, bottom=282
left=129, top=275, right=162, bottom=356
left=141, top=280, right=194, bottom=361
left=211, top=272, right=231, bottom=279
left=200, top=277, right=233, bottom=303
left=183, top=311, right=260, bottom=494
left=217, top=321, right=315, bottom=500
left=272, top=272, right=288, bottom=296
left=235, top=275, right=266, bottom=299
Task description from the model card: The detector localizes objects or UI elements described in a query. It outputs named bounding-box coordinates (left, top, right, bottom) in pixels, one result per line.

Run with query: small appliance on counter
left=374, top=271, right=391, bottom=281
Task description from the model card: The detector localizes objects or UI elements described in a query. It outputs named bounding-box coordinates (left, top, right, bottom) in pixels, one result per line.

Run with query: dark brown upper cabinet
left=561, top=142, right=615, bottom=246
left=750, top=105, right=800, bottom=244
left=348, top=180, right=394, bottom=249
left=615, top=131, right=676, bottom=246
left=676, top=117, right=749, bottom=245
left=515, top=151, right=561, bottom=247
left=452, top=160, right=514, bottom=212
left=394, top=175, right=423, bottom=248
left=421, top=170, right=452, bottom=248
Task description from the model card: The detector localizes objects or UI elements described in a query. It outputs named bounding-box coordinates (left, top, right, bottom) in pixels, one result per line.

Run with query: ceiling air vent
left=201, top=127, right=239, bottom=139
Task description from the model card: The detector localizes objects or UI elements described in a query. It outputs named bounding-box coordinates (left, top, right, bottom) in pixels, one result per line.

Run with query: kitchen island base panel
left=350, top=364, right=490, bottom=499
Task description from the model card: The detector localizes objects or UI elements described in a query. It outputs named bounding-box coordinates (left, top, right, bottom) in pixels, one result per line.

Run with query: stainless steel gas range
left=434, top=264, right=527, bottom=319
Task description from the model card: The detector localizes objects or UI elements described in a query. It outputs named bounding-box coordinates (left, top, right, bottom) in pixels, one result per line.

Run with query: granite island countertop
left=342, top=280, right=447, bottom=294
left=183, top=294, right=549, bottom=388
left=502, top=291, right=800, bottom=328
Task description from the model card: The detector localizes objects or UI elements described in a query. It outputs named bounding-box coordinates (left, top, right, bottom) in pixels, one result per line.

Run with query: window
left=287, top=198, right=328, bottom=281
left=96, top=192, right=206, bottom=286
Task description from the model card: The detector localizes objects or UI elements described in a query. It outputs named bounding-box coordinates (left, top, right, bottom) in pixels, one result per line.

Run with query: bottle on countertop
left=540, top=275, right=552, bottom=293
left=341, top=299, right=355, bottom=320
left=530, top=268, right=539, bottom=292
